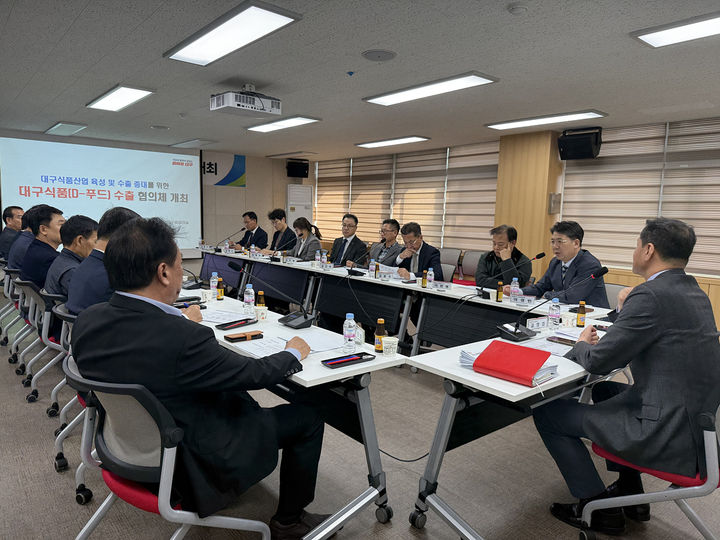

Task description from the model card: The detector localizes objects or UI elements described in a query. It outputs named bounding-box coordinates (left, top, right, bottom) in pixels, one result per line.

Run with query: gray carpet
left=0, top=305, right=715, bottom=539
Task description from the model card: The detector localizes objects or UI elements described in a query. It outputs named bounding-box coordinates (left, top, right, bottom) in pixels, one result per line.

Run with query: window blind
left=348, top=155, right=393, bottom=243
left=315, top=159, right=350, bottom=240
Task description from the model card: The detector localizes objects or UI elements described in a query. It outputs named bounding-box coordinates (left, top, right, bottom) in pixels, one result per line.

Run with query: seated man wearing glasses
left=512, top=220, right=609, bottom=308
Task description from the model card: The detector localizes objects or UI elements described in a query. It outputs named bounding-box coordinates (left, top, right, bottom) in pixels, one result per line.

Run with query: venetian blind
left=391, top=148, right=448, bottom=245
left=562, top=124, right=666, bottom=269
left=348, top=155, right=393, bottom=243
left=443, top=141, right=498, bottom=250
left=315, top=159, right=349, bottom=239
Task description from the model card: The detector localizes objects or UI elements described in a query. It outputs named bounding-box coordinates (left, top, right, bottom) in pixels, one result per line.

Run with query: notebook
left=459, top=340, right=557, bottom=387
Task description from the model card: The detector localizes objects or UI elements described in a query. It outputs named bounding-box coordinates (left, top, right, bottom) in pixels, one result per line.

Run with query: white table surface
left=197, top=295, right=407, bottom=388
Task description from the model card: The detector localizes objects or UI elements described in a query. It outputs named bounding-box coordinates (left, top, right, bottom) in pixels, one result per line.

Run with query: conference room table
left=201, top=249, right=610, bottom=355
left=196, top=294, right=407, bottom=539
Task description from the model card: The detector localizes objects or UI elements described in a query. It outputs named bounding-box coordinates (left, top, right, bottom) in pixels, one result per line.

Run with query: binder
left=468, top=340, right=553, bottom=387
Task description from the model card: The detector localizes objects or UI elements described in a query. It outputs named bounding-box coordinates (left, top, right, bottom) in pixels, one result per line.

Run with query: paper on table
left=519, top=338, right=572, bottom=357
left=233, top=336, right=287, bottom=357
left=377, top=263, right=401, bottom=278
left=203, top=309, right=252, bottom=324
left=285, top=326, right=344, bottom=352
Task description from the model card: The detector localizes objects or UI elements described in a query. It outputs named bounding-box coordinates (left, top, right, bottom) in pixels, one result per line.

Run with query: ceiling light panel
left=356, top=136, right=429, bottom=149
left=247, top=116, right=320, bottom=133
left=87, top=86, right=153, bottom=111
left=166, top=2, right=301, bottom=66
left=171, top=139, right=217, bottom=148
left=363, top=72, right=497, bottom=106
left=45, top=122, right=87, bottom=136
left=633, top=12, right=720, bottom=48
left=486, top=110, right=607, bottom=130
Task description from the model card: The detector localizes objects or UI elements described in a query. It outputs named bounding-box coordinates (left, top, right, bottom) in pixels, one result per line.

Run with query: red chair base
left=102, top=469, right=181, bottom=514
left=592, top=443, right=706, bottom=487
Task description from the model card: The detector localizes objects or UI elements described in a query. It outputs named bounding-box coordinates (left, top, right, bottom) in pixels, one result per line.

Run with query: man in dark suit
left=533, top=218, right=720, bottom=535
left=0, top=205, right=24, bottom=259
left=20, top=204, right=65, bottom=288
left=45, top=215, right=98, bottom=297
left=72, top=217, right=328, bottom=538
left=396, top=222, right=444, bottom=282
left=475, top=224, right=532, bottom=288
left=329, top=213, right=367, bottom=267
left=262, top=208, right=297, bottom=254
left=7, top=210, right=36, bottom=270
left=233, top=211, right=268, bottom=250
left=66, top=207, right=139, bottom=314
left=518, top=220, right=609, bottom=308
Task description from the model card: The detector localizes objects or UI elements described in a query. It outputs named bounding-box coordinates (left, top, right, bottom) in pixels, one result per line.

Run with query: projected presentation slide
left=0, top=137, right=201, bottom=250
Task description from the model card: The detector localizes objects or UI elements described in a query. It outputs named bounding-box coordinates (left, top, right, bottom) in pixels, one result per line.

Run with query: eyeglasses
left=550, top=239, right=569, bottom=246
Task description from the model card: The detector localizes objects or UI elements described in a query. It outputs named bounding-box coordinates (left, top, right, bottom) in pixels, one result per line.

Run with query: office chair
left=4, top=270, right=35, bottom=361
left=10, top=278, right=44, bottom=373
left=47, top=302, right=75, bottom=417
left=579, top=405, right=720, bottom=540
left=63, top=357, right=271, bottom=539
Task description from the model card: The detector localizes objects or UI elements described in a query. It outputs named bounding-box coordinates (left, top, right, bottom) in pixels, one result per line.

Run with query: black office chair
left=64, top=357, right=271, bottom=539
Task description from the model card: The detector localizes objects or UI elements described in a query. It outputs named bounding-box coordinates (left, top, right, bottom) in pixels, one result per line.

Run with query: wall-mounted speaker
left=286, top=159, right=309, bottom=178
left=558, top=127, right=602, bottom=160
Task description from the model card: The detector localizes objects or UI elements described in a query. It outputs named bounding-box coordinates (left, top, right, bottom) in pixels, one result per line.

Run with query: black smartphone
left=321, top=352, right=376, bottom=369
left=215, top=318, right=257, bottom=331
left=547, top=335, right=576, bottom=346
left=402, top=279, right=417, bottom=284
left=568, top=306, right=594, bottom=313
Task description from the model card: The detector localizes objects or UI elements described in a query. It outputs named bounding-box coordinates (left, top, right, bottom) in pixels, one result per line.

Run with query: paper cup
left=382, top=336, right=399, bottom=356
left=255, top=306, right=269, bottom=321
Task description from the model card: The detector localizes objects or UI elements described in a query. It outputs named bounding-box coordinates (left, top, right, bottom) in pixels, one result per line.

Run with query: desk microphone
left=476, top=252, right=546, bottom=298
left=182, top=267, right=202, bottom=290
left=497, top=266, right=608, bottom=342
left=227, top=260, right=315, bottom=329
left=215, top=227, right=246, bottom=251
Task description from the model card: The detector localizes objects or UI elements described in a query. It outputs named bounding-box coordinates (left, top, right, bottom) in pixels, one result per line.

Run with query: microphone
left=215, top=227, right=246, bottom=251
left=497, top=266, right=608, bottom=342
left=182, top=267, right=202, bottom=290
left=476, top=252, right=546, bottom=298
left=227, top=261, right=315, bottom=329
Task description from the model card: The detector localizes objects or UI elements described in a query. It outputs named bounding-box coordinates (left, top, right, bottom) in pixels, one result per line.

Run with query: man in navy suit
left=20, top=204, right=65, bottom=288
left=329, top=213, right=367, bottom=267
left=396, top=222, right=444, bottom=282
left=66, top=207, right=139, bottom=314
left=0, top=205, right=24, bottom=259
left=7, top=210, right=37, bottom=270
left=516, top=221, right=609, bottom=308
left=262, top=208, right=297, bottom=254
left=232, top=211, right=268, bottom=250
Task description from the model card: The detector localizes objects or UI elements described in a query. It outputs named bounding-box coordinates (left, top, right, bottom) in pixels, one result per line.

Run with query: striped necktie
left=561, top=264, right=568, bottom=284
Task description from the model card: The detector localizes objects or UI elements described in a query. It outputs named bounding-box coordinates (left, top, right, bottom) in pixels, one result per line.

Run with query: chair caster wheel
left=15, top=363, right=25, bottom=374
left=54, top=423, right=67, bottom=437
left=46, top=403, right=59, bottom=417
left=26, top=390, right=38, bottom=402
left=76, top=485, right=93, bottom=505
left=54, top=453, right=68, bottom=472
left=8, top=352, right=18, bottom=363
left=22, top=376, right=32, bottom=387
left=376, top=505, right=393, bottom=523
left=579, top=530, right=597, bottom=540
left=1, top=337, right=8, bottom=346
left=409, top=510, right=426, bottom=529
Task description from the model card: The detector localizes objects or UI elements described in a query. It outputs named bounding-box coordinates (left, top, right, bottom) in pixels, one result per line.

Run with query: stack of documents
left=459, top=343, right=558, bottom=386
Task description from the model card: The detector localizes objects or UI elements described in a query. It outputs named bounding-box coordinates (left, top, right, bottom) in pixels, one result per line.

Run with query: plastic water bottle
left=210, top=272, right=219, bottom=300
left=427, top=267, right=435, bottom=287
left=321, top=250, right=328, bottom=264
left=343, top=313, right=356, bottom=353
left=224, top=239, right=230, bottom=252
left=250, top=244, right=256, bottom=255
left=548, top=298, right=562, bottom=329
left=510, top=277, right=521, bottom=303
left=368, top=259, right=376, bottom=278
left=243, top=284, right=255, bottom=316
left=315, top=250, right=321, bottom=266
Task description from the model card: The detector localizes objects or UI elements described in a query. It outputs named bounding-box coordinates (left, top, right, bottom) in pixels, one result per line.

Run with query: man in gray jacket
left=533, top=218, right=720, bottom=535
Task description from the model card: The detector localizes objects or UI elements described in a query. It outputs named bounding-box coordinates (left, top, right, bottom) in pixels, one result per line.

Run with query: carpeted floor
left=0, top=304, right=715, bottom=539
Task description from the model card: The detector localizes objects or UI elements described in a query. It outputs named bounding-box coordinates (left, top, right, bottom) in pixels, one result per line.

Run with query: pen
left=325, top=355, right=362, bottom=365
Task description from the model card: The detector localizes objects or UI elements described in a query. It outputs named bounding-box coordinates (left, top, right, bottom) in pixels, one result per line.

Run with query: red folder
left=472, top=340, right=551, bottom=387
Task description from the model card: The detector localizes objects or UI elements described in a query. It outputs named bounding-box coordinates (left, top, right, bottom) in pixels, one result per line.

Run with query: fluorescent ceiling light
left=87, top=86, right=153, bottom=111
left=45, top=122, right=87, bottom=136
left=165, top=2, right=301, bottom=66
left=356, top=136, right=429, bottom=149
left=363, top=72, right=497, bottom=106
left=266, top=151, right=318, bottom=158
left=633, top=11, right=720, bottom=48
left=171, top=139, right=217, bottom=148
left=486, top=110, right=607, bottom=130
left=247, top=116, right=320, bottom=133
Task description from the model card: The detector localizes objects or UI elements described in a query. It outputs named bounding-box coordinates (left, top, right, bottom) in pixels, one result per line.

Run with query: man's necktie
left=334, top=239, right=348, bottom=265
left=411, top=253, right=419, bottom=274
left=561, top=264, right=568, bottom=284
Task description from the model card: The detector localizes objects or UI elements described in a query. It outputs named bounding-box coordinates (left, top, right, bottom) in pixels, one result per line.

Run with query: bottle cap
left=259, top=291, right=264, bottom=294
left=211, top=272, right=218, bottom=277
left=377, top=318, right=385, bottom=324
left=579, top=300, right=586, bottom=304
left=552, top=297, right=559, bottom=303
left=346, top=313, right=354, bottom=319
left=246, top=284, right=253, bottom=289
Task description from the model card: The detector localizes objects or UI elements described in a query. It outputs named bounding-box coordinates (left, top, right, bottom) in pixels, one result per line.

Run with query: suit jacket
left=66, top=250, right=113, bottom=314
left=366, top=241, right=403, bottom=267
left=72, top=293, right=302, bottom=517
left=329, top=235, right=367, bottom=266
left=567, top=269, right=720, bottom=477
left=44, top=247, right=83, bottom=297
left=522, top=249, right=609, bottom=308
left=270, top=227, right=297, bottom=252
left=397, top=242, right=444, bottom=281
left=20, top=238, right=59, bottom=288
left=7, top=230, right=34, bottom=270
left=238, top=227, right=268, bottom=250
left=475, top=248, right=532, bottom=289
left=288, top=233, right=321, bottom=261
left=0, top=227, right=19, bottom=259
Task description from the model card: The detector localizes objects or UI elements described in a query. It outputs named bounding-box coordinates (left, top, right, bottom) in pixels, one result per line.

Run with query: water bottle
left=224, top=239, right=230, bottom=251
left=321, top=250, right=328, bottom=264
left=548, top=298, right=561, bottom=329
left=250, top=244, right=256, bottom=255
left=243, top=284, right=255, bottom=316
left=342, top=313, right=356, bottom=353
left=315, top=250, right=321, bottom=266
left=368, top=259, right=376, bottom=278
left=427, top=267, right=435, bottom=287
left=510, top=277, right=521, bottom=303
left=210, top=272, right=219, bottom=300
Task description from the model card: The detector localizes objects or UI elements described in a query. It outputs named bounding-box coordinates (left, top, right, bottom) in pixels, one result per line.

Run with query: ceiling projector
left=210, top=84, right=281, bottom=116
